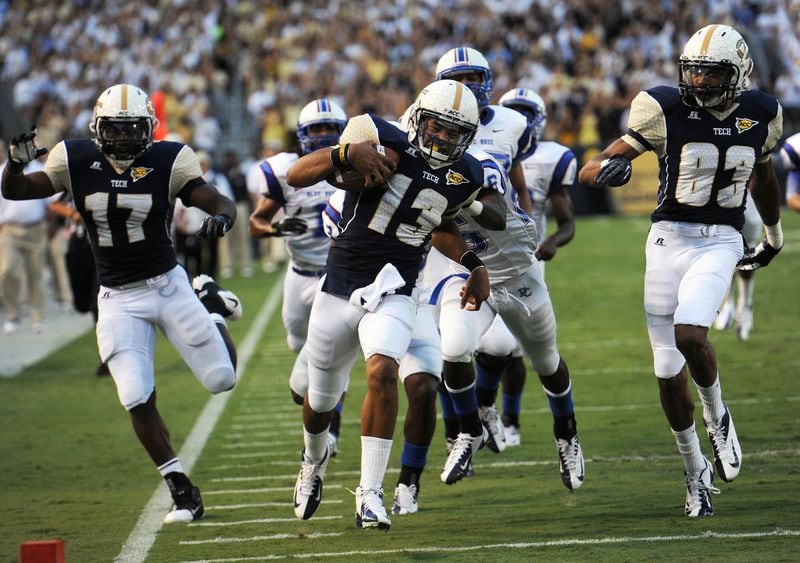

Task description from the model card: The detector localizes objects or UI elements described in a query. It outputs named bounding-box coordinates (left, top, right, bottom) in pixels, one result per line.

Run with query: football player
left=248, top=98, right=348, bottom=454
left=473, top=88, right=578, bottom=448
left=433, top=47, right=584, bottom=490
left=580, top=24, right=784, bottom=517
left=781, top=132, right=800, bottom=212
left=2, top=84, right=242, bottom=524
left=286, top=79, right=489, bottom=531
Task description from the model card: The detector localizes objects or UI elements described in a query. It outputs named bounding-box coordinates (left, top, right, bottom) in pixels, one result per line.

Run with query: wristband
left=765, top=220, right=783, bottom=248
left=459, top=250, right=485, bottom=272
left=330, top=143, right=350, bottom=168
left=466, top=200, right=483, bottom=216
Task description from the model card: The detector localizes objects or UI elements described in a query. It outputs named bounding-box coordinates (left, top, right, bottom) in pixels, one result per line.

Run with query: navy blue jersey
left=62, top=139, right=188, bottom=286
left=324, top=116, right=484, bottom=297
left=625, top=86, right=781, bottom=230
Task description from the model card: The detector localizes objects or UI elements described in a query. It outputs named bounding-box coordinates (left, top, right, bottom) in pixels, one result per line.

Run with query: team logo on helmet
left=445, top=169, right=468, bottom=185
left=735, top=117, right=759, bottom=134
left=130, top=167, right=154, bottom=182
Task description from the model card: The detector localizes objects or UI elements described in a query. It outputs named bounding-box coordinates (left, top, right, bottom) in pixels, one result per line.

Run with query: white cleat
left=293, top=447, right=330, bottom=520
left=192, top=274, right=243, bottom=320
left=478, top=404, right=506, bottom=453
left=355, top=486, right=391, bottom=530
left=684, top=458, right=718, bottom=517
left=704, top=404, right=741, bottom=482
left=391, top=483, right=419, bottom=515
left=441, top=428, right=487, bottom=485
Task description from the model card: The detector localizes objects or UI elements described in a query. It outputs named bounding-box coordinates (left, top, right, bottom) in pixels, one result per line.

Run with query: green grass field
left=2, top=214, right=799, bottom=562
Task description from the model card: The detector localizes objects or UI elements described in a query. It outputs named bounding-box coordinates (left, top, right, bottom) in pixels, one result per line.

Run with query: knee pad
left=202, top=365, right=236, bottom=394
left=646, top=312, right=685, bottom=377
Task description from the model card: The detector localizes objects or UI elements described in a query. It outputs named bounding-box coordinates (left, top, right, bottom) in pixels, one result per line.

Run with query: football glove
left=595, top=155, right=632, bottom=187
left=737, top=240, right=781, bottom=271
left=7, top=126, right=48, bottom=173
left=196, top=214, right=233, bottom=238
left=269, top=216, right=307, bottom=237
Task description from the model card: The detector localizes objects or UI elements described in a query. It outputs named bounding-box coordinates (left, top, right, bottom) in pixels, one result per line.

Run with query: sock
left=360, top=436, right=393, bottom=491
left=304, top=428, right=329, bottom=462
left=329, top=402, right=343, bottom=438
left=672, top=423, right=706, bottom=476
left=158, top=457, right=184, bottom=477
left=438, top=386, right=456, bottom=419
left=695, top=376, right=725, bottom=423
left=398, top=441, right=428, bottom=487
left=502, top=393, right=522, bottom=423
left=543, top=380, right=574, bottom=417
left=475, top=352, right=507, bottom=406
left=445, top=381, right=482, bottom=436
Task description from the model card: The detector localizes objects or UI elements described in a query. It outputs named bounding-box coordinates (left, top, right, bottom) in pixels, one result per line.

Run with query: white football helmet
left=296, top=99, right=347, bottom=154
left=407, top=80, right=479, bottom=167
left=499, top=88, right=547, bottom=143
left=679, top=24, right=753, bottom=108
left=90, top=84, right=158, bottom=164
left=435, top=47, right=493, bottom=108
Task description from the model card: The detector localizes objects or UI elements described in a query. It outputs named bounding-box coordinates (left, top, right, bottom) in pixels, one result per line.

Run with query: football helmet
left=297, top=99, right=347, bottom=154
left=499, top=88, right=547, bottom=143
left=435, top=47, right=493, bottom=108
left=407, top=80, right=479, bottom=167
left=90, top=84, right=158, bottom=164
left=679, top=24, right=753, bottom=108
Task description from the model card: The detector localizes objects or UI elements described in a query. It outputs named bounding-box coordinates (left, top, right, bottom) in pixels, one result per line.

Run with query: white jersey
left=457, top=150, right=538, bottom=284
left=519, top=141, right=577, bottom=242
left=780, top=132, right=800, bottom=200
left=249, top=152, right=336, bottom=269
left=472, top=105, right=532, bottom=172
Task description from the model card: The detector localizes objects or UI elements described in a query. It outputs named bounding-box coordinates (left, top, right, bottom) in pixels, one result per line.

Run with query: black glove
left=7, top=126, right=48, bottom=174
left=196, top=214, right=233, bottom=238
left=269, top=216, right=308, bottom=237
left=737, top=240, right=781, bottom=271
left=595, top=155, right=632, bottom=187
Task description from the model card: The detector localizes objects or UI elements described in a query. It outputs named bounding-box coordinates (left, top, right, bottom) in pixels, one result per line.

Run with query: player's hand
left=595, top=155, right=632, bottom=187
left=9, top=126, right=48, bottom=166
left=460, top=266, right=490, bottom=311
left=737, top=240, right=781, bottom=271
left=270, top=216, right=307, bottom=237
left=196, top=214, right=232, bottom=238
left=349, top=142, right=397, bottom=188
left=535, top=238, right=558, bottom=261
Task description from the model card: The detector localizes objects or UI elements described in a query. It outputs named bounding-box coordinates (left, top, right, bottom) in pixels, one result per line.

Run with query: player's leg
left=501, top=350, right=526, bottom=446
left=735, top=203, right=763, bottom=340
left=355, top=293, right=416, bottom=530
left=393, top=303, right=442, bottom=515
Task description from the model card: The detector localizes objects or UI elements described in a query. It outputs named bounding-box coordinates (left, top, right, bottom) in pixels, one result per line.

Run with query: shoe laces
left=359, top=487, right=386, bottom=517
left=297, top=453, right=325, bottom=496
left=706, top=415, right=731, bottom=455
left=685, top=472, right=720, bottom=503
left=398, top=483, right=418, bottom=504
left=556, top=436, right=581, bottom=472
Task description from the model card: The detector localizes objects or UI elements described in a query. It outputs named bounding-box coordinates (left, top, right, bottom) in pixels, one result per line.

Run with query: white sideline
left=114, top=280, right=284, bottom=563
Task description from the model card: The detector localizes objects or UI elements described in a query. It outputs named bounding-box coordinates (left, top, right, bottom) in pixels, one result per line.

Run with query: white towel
left=349, top=263, right=406, bottom=312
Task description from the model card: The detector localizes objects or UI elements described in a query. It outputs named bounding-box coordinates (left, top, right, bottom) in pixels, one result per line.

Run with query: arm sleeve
left=169, top=145, right=204, bottom=202
left=41, top=142, right=70, bottom=194
left=621, top=91, right=666, bottom=157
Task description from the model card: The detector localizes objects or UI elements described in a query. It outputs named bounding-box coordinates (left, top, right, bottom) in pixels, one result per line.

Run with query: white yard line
left=114, top=280, right=284, bottom=563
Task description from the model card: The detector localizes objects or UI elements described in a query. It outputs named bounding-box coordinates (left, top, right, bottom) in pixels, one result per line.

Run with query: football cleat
left=355, top=486, right=391, bottom=530
left=326, top=431, right=339, bottom=459
left=555, top=432, right=585, bottom=490
left=703, top=404, right=741, bottom=482
left=293, top=446, right=330, bottom=520
left=503, top=423, right=521, bottom=447
left=441, top=428, right=487, bottom=485
left=445, top=438, right=473, bottom=477
left=478, top=404, right=507, bottom=453
left=713, top=296, right=734, bottom=331
left=163, top=473, right=204, bottom=524
left=737, top=305, right=753, bottom=341
left=192, top=274, right=242, bottom=321
left=391, top=483, right=419, bottom=515
left=684, top=458, right=719, bottom=517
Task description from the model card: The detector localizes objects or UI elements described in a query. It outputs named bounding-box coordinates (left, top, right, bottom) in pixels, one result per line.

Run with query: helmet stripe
left=700, top=24, right=719, bottom=56
left=455, top=47, right=466, bottom=63
left=121, top=84, right=128, bottom=111
left=453, top=82, right=463, bottom=110
left=318, top=99, right=329, bottom=113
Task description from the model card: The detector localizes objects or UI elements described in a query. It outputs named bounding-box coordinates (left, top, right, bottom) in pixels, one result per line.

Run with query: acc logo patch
left=735, top=117, right=759, bottom=134
left=445, top=169, right=468, bottom=186
left=130, top=167, right=154, bottom=182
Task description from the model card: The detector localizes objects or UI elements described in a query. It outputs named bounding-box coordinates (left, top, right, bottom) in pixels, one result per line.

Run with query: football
left=326, top=145, right=400, bottom=191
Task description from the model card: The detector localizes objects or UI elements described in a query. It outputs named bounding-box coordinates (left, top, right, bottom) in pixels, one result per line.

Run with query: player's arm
left=1, top=129, right=55, bottom=200
left=182, top=180, right=238, bottom=238
left=509, top=163, right=532, bottom=215
left=466, top=188, right=506, bottom=231
left=430, top=218, right=490, bottom=311
left=536, top=186, right=575, bottom=261
left=578, top=138, right=639, bottom=187
left=286, top=141, right=395, bottom=188
left=738, top=158, right=783, bottom=271
left=248, top=196, right=307, bottom=238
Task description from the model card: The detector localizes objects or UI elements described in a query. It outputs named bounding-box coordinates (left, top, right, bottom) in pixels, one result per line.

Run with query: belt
left=292, top=266, right=325, bottom=278
left=657, top=221, right=734, bottom=238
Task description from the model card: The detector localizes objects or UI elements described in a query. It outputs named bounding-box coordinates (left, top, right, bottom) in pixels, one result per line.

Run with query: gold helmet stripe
left=700, top=24, right=719, bottom=56
left=121, top=84, right=128, bottom=111
left=452, top=82, right=462, bottom=110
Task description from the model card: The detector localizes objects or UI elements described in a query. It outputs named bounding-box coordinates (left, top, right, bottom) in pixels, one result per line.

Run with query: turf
left=2, top=213, right=799, bottom=562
